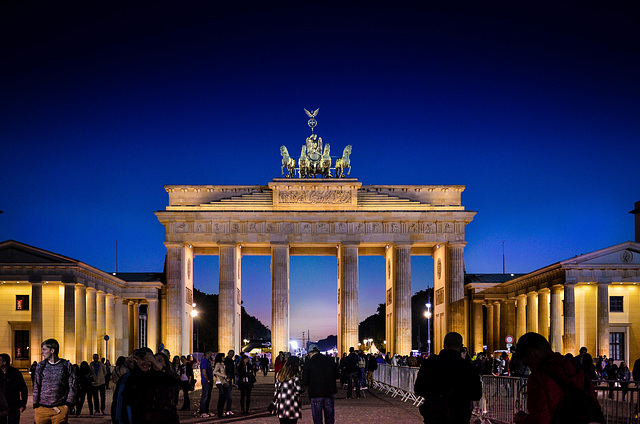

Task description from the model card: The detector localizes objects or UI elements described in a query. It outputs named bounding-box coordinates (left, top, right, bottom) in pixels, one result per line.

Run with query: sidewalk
left=18, top=372, right=425, bottom=423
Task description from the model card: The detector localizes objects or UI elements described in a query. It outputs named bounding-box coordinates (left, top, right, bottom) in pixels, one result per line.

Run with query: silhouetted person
left=414, top=332, right=482, bottom=424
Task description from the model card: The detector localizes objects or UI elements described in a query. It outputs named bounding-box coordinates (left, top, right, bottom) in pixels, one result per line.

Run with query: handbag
left=267, top=401, right=276, bottom=415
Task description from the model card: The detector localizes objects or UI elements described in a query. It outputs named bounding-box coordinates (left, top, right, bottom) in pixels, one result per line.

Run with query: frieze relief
left=171, top=220, right=463, bottom=235
left=278, top=190, right=352, bottom=204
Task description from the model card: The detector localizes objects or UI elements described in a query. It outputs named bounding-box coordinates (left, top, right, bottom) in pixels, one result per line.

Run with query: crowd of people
left=6, top=333, right=640, bottom=424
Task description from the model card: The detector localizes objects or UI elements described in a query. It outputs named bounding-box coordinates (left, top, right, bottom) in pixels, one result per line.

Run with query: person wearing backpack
left=413, top=332, right=482, bottom=424
left=513, top=332, right=605, bottom=424
left=33, top=338, right=77, bottom=424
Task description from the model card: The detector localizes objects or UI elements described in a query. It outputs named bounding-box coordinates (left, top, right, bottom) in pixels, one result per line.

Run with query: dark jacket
left=224, top=356, right=236, bottom=381
left=0, top=366, right=28, bottom=409
left=414, top=348, right=482, bottom=424
left=302, top=353, right=338, bottom=398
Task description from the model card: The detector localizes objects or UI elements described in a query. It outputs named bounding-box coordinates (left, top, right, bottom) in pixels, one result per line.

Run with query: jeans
left=347, top=371, right=360, bottom=398
left=225, top=384, right=233, bottom=411
left=240, top=386, right=252, bottom=412
left=216, top=384, right=231, bottom=417
left=199, top=380, right=212, bottom=414
left=92, top=384, right=106, bottom=413
left=310, top=396, right=335, bottom=424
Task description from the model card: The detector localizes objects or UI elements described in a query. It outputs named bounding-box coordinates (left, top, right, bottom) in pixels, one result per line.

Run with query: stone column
left=128, top=301, right=135, bottom=353
left=114, top=296, right=125, bottom=358
left=493, top=302, right=501, bottom=351
left=105, top=294, right=115, bottom=361
left=86, top=287, right=97, bottom=356
left=486, top=303, right=494, bottom=353
left=538, top=289, right=550, bottom=340
left=63, top=282, right=76, bottom=362
left=394, top=244, right=411, bottom=355
left=505, top=300, right=516, bottom=343
left=597, top=281, right=610, bottom=357
left=549, top=285, right=563, bottom=352
left=472, top=300, right=484, bottom=354
left=526, top=291, right=538, bottom=333
left=132, top=302, right=140, bottom=350
left=448, top=243, right=466, bottom=337
left=271, top=244, right=290, bottom=357
left=147, top=299, right=159, bottom=352
left=75, top=285, right=87, bottom=362
left=96, top=291, right=106, bottom=357
left=165, top=244, right=183, bottom=355
left=338, top=244, right=359, bottom=355
left=516, top=295, right=527, bottom=340
left=219, top=244, right=241, bottom=355
left=563, top=282, right=576, bottom=354
left=30, top=280, right=43, bottom=364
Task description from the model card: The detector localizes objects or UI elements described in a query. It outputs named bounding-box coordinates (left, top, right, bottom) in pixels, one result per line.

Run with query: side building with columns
left=470, top=241, right=640, bottom=363
left=0, top=240, right=162, bottom=369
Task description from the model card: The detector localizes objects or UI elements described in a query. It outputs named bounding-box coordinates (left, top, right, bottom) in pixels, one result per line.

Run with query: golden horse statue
left=334, top=144, right=352, bottom=178
left=280, top=145, right=296, bottom=178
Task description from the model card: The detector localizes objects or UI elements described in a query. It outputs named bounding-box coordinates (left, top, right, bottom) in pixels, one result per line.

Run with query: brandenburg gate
left=155, top=111, right=476, bottom=356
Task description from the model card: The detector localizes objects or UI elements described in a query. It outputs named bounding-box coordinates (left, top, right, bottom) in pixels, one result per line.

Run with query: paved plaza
left=17, top=372, right=427, bottom=424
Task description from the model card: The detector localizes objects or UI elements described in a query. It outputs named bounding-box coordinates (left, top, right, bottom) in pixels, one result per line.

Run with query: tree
left=358, top=288, right=434, bottom=354
left=192, top=288, right=270, bottom=352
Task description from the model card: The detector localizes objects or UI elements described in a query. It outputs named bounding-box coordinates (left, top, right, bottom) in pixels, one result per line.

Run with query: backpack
left=541, top=369, right=606, bottom=424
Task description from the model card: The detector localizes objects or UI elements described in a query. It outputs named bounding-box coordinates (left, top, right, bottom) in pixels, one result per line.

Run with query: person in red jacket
left=514, top=332, right=604, bottom=424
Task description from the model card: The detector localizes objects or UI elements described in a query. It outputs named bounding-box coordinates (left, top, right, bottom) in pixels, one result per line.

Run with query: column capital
left=146, top=298, right=158, bottom=304
left=29, top=277, right=43, bottom=284
left=87, top=286, right=97, bottom=292
left=564, top=281, right=577, bottom=287
left=538, top=287, right=551, bottom=293
left=597, top=279, right=612, bottom=286
left=551, top=284, right=563, bottom=293
left=105, top=292, right=115, bottom=299
left=516, top=293, right=527, bottom=299
left=164, top=242, right=187, bottom=249
left=448, top=241, right=467, bottom=249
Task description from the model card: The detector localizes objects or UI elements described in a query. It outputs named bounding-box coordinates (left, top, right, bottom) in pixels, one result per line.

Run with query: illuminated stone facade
left=471, top=241, right=640, bottom=362
left=0, top=240, right=162, bottom=368
left=155, top=178, right=476, bottom=356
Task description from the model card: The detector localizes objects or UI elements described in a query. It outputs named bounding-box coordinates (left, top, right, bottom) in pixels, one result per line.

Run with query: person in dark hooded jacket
left=414, top=332, right=482, bottom=424
left=513, top=332, right=604, bottom=424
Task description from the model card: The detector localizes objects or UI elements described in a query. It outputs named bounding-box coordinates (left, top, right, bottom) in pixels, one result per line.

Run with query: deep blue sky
left=2, top=2, right=638, bottom=341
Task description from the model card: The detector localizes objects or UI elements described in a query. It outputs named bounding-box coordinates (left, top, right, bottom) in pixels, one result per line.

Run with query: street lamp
left=425, top=303, right=432, bottom=356
left=191, top=308, right=199, bottom=352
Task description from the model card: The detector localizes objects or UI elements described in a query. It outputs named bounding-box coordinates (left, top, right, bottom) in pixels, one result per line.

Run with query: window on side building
left=610, top=296, right=624, bottom=313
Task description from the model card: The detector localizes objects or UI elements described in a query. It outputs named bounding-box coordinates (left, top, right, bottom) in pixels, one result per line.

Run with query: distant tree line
left=193, top=288, right=270, bottom=352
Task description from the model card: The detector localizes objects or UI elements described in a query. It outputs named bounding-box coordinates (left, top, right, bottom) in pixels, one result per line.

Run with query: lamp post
left=424, top=303, right=432, bottom=356
left=191, top=305, right=198, bottom=352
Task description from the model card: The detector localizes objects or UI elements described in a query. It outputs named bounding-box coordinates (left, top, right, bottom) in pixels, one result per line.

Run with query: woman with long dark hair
left=238, top=355, right=255, bottom=413
left=213, top=352, right=230, bottom=418
left=76, top=361, right=96, bottom=416
left=274, top=356, right=303, bottom=424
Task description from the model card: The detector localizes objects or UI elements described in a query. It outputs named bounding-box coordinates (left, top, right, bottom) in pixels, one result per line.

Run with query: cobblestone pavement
left=18, top=372, right=428, bottom=423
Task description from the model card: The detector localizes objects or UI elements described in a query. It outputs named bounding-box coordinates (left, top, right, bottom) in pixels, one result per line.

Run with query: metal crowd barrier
left=372, top=365, right=640, bottom=424
left=593, top=381, right=640, bottom=424
left=372, top=364, right=423, bottom=406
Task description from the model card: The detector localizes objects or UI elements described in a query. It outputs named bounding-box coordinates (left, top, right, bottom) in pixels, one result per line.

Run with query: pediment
left=561, top=242, right=640, bottom=267
left=0, top=240, right=78, bottom=265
